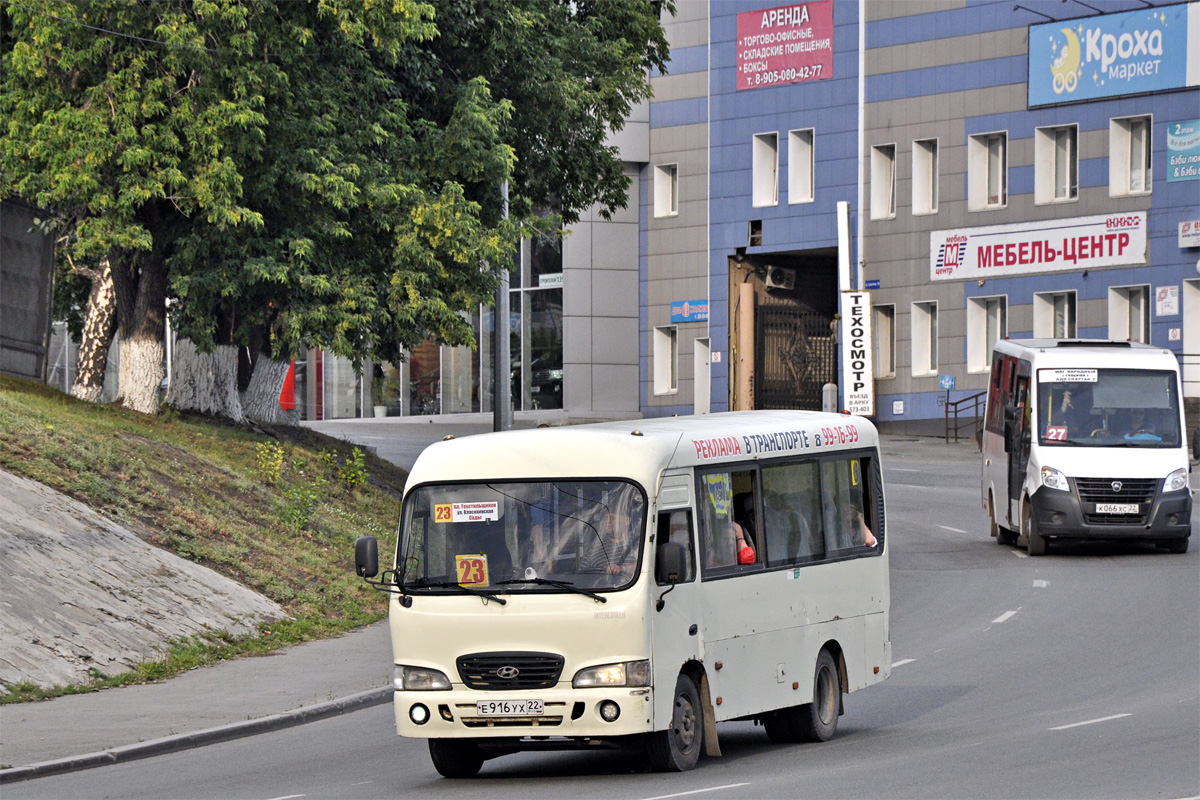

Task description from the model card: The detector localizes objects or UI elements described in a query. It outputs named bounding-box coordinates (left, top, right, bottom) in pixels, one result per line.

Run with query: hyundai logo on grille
left=495, top=666, right=520, bottom=680
left=1111, top=481, right=1123, bottom=492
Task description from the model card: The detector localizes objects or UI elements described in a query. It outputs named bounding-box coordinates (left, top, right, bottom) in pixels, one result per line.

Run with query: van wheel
left=795, top=649, right=840, bottom=742
left=1024, top=503, right=1047, bottom=556
left=990, top=495, right=1016, bottom=546
left=647, top=674, right=703, bottom=771
left=428, top=739, right=484, bottom=778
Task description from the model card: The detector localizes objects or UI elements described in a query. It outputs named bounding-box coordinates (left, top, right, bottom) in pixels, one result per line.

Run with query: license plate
left=1095, top=503, right=1139, bottom=514
left=476, top=699, right=544, bottom=716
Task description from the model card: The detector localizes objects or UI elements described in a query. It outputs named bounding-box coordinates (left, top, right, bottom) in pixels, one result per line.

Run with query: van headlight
left=1163, top=469, right=1188, bottom=493
left=393, top=665, right=451, bottom=691
left=572, top=660, right=650, bottom=688
left=1040, top=466, right=1069, bottom=491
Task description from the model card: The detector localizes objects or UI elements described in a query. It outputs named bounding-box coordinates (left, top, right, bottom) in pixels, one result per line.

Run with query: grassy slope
left=0, top=375, right=401, bottom=702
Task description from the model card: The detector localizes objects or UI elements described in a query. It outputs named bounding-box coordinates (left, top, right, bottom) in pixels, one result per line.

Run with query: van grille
left=457, top=652, right=564, bottom=690
left=1075, top=477, right=1156, bottom=525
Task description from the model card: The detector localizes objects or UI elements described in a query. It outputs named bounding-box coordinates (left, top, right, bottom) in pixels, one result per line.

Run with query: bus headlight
left=393, top=665, right=451, bottom=691
left=1163, top=469, right=1188, bottom=493
left=572, top=660, right=651, bottom=688
left=1040, top=466, right=1069, bottom=491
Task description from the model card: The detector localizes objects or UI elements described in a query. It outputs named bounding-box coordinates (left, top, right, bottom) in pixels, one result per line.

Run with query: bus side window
left=656, top=510, right=695, bottom=583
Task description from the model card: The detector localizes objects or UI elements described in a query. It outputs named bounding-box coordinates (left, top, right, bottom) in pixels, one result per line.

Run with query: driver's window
left=656, top=510, right=695, bottom=583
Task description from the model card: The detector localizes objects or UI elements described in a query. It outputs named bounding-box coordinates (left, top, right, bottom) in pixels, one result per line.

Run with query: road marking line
left=1010, top=550, right=1028, bottom=559
left=643, top=784, right=751, bottom=799
left=891, top=468, right=922, bottom=472
left=1033, top=580, right=1049, bottom=588
left=1049, top=713, right=1131, bottom=731
left=265, top=795, right=306, bottom=800
left=939, top=525, right=966, bottom=533
left=892, top=658, right=916, bottom=667
left=992, top=610, right=1019, bottom=624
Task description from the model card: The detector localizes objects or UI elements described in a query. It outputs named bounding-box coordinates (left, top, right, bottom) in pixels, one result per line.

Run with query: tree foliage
left=1, top=0, right=672, bottom=405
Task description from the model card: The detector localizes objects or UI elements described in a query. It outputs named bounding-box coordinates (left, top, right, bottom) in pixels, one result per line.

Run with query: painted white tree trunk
left=70, top=258, right=118, bottom=404
left=118, top=335, right=165, bottom=415
left=241, top=356, right=292, bottom=424
left=167, top=340, right=245, bottom=423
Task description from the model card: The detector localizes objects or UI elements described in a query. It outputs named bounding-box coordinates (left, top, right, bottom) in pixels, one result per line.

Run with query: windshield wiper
left=495, top=577, right=607, bottom=603
left=411, top=580, right=507, bottom=605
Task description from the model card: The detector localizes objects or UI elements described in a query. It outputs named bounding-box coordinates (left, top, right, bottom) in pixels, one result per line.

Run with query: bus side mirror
left=656, top=541, right=685, bottom=585
left=355, top=536, right=379, bottom=578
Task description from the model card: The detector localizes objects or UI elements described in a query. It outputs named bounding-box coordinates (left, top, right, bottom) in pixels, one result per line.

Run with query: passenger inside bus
left=1122, top=406, right=1158, bottom=438
left=579, top=510, right=639, bottom=578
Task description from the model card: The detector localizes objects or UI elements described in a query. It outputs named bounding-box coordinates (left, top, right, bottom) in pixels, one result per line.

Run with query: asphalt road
left=8, top=436, right=1197, bottom=800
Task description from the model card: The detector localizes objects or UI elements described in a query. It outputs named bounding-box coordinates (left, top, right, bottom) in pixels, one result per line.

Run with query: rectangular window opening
left=753, top=133, right=779, bottom=208
left=788, top=128, right=814, bottom=204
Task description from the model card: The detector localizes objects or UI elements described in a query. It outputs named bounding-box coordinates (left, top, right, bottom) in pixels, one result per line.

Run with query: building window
left=967, top=296, right=1007, bottom=372
left=968, top=132, right=1007, bottom=210
left=788, top=128, right=814, bottom=204
left=1110, top=116, right=1151, bottom=196
left=654, top=163, right=678, bottom=217
left=912, top=138, right=938, bottom=215
left=654, top=325, right=678, bottom=394
left=1034, top=291, right=1076, bottom=339
left=753, top=132, right=779, bottom=207
left=911, top=301, right=938, bottom=376
left=1035, top=124, right=1078, bottom=204
left=874, top=304, right=895, bottom=379
left=1109, top=285, right=1150, bottom=343
left=870, top=144, right=896, bottom=220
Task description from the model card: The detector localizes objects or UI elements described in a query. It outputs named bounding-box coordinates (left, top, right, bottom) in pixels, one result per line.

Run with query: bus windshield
left=397, top=480, right=646, bottom=593
left=1037, top=368, right=1181, bottom=447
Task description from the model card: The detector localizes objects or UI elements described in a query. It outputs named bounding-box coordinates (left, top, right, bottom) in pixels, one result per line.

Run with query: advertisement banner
left=670, top=299, right=709, bottom=323
left=736, top=1, right=834, bottom=91
left=1027, top=2, right=1197, bottom=106
left=1167, top=119, right=1200, bottom=182
left=930, top=214, right=1147, bottom=282
left=839, top=291, right=874, bottom=417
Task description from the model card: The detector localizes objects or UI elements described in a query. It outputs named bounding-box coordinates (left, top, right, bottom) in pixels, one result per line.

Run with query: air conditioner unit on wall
left=765, top=266, right=796, bottom=291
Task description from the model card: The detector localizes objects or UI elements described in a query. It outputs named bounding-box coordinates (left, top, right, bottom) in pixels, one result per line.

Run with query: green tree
left=2, top=0, right=672, bottom=420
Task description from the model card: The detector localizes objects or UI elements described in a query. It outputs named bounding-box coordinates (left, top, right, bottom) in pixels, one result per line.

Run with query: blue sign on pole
left=939, top=375, right=955, bottom=391
left=864, top=279, right=881, bottom=290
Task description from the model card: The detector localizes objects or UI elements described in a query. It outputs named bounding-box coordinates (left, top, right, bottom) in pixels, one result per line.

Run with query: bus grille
left=457, top=652, right=564, bottom=690
left=1075, top=477, right=1156, bottom=525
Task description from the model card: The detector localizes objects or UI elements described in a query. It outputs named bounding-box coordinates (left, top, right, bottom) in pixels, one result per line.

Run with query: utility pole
left=493, top=181, right=513, bottom=431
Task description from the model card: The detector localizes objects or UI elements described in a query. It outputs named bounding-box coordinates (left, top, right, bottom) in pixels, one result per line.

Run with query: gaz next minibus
left=355, top=411, right=891, bottom=777
left=981, top=339, right=1192, bottom=556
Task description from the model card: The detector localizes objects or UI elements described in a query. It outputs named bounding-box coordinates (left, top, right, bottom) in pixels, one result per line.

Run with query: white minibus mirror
left=355, top=535, right=380, bottom=578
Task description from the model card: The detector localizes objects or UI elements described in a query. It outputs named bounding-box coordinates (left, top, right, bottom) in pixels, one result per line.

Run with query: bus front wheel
left=647, top=674, right=703, bottom=772
left=796, top=649, right=840, bottom=742
left=428, top=739, right=484, bottom=779
left=1024, top=502, right=1047, bottom=556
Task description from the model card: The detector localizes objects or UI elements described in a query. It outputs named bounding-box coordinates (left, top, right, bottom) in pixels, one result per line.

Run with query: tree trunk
left=241, top=355, right=293, bottom=424
left=70, top=257, right=118, bottom=403
left=167, top=339, right=246, bottom=423
left=111, top=245, right=168, bottom=416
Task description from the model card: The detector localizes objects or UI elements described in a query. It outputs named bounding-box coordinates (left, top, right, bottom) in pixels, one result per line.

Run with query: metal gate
left=754, top=298, right=836, bottom=410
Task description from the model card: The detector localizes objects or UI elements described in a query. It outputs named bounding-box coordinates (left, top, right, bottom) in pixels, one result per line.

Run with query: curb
left=0, top=687, right=391, bottom=785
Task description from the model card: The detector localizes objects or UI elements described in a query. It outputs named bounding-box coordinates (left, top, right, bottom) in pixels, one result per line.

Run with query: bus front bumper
left=392, top=686, right=655, bottom=742
left=1030, top=485, right=1192, bottom=541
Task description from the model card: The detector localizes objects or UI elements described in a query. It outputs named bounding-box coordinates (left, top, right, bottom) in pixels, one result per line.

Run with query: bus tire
left=796, top=649, right=840, bottom=742
left=990, top=494, right=1016, bottom=546
left=1024, top=502, right=1047, bottom=556
left=428, top=739, right=484, bottom=779
left=647, top=674, right=703, bottom=772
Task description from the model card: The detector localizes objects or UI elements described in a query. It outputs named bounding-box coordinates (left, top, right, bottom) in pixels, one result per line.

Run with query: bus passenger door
left=1006, top=369, right=1031, bottom=524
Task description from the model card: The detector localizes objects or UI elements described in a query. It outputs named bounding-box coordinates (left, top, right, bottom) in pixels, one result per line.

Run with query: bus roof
left=993, top=338, right=1179, bottom=367
left=405, top=410, right=880, bottom=493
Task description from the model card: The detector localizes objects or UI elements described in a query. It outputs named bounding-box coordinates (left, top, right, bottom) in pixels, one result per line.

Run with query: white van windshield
left=1037, top=368, right=1181, bottom=447
left=397, top=480, right=646, bottom=594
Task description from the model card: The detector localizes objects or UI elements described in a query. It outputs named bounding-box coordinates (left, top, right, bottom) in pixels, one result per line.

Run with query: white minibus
left=981, top=339, right=1192, bottom=555
left=355, top=410, right=891, bottom=777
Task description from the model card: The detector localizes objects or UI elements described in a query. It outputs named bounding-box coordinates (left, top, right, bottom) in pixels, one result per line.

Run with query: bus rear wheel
left=647, top=674, right=703, bottom=772
left=795, top=649, right=840, bottom=742
left=990, top=494, right=1016, bottom=546
left=428, top=739, right=484, bottom=779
